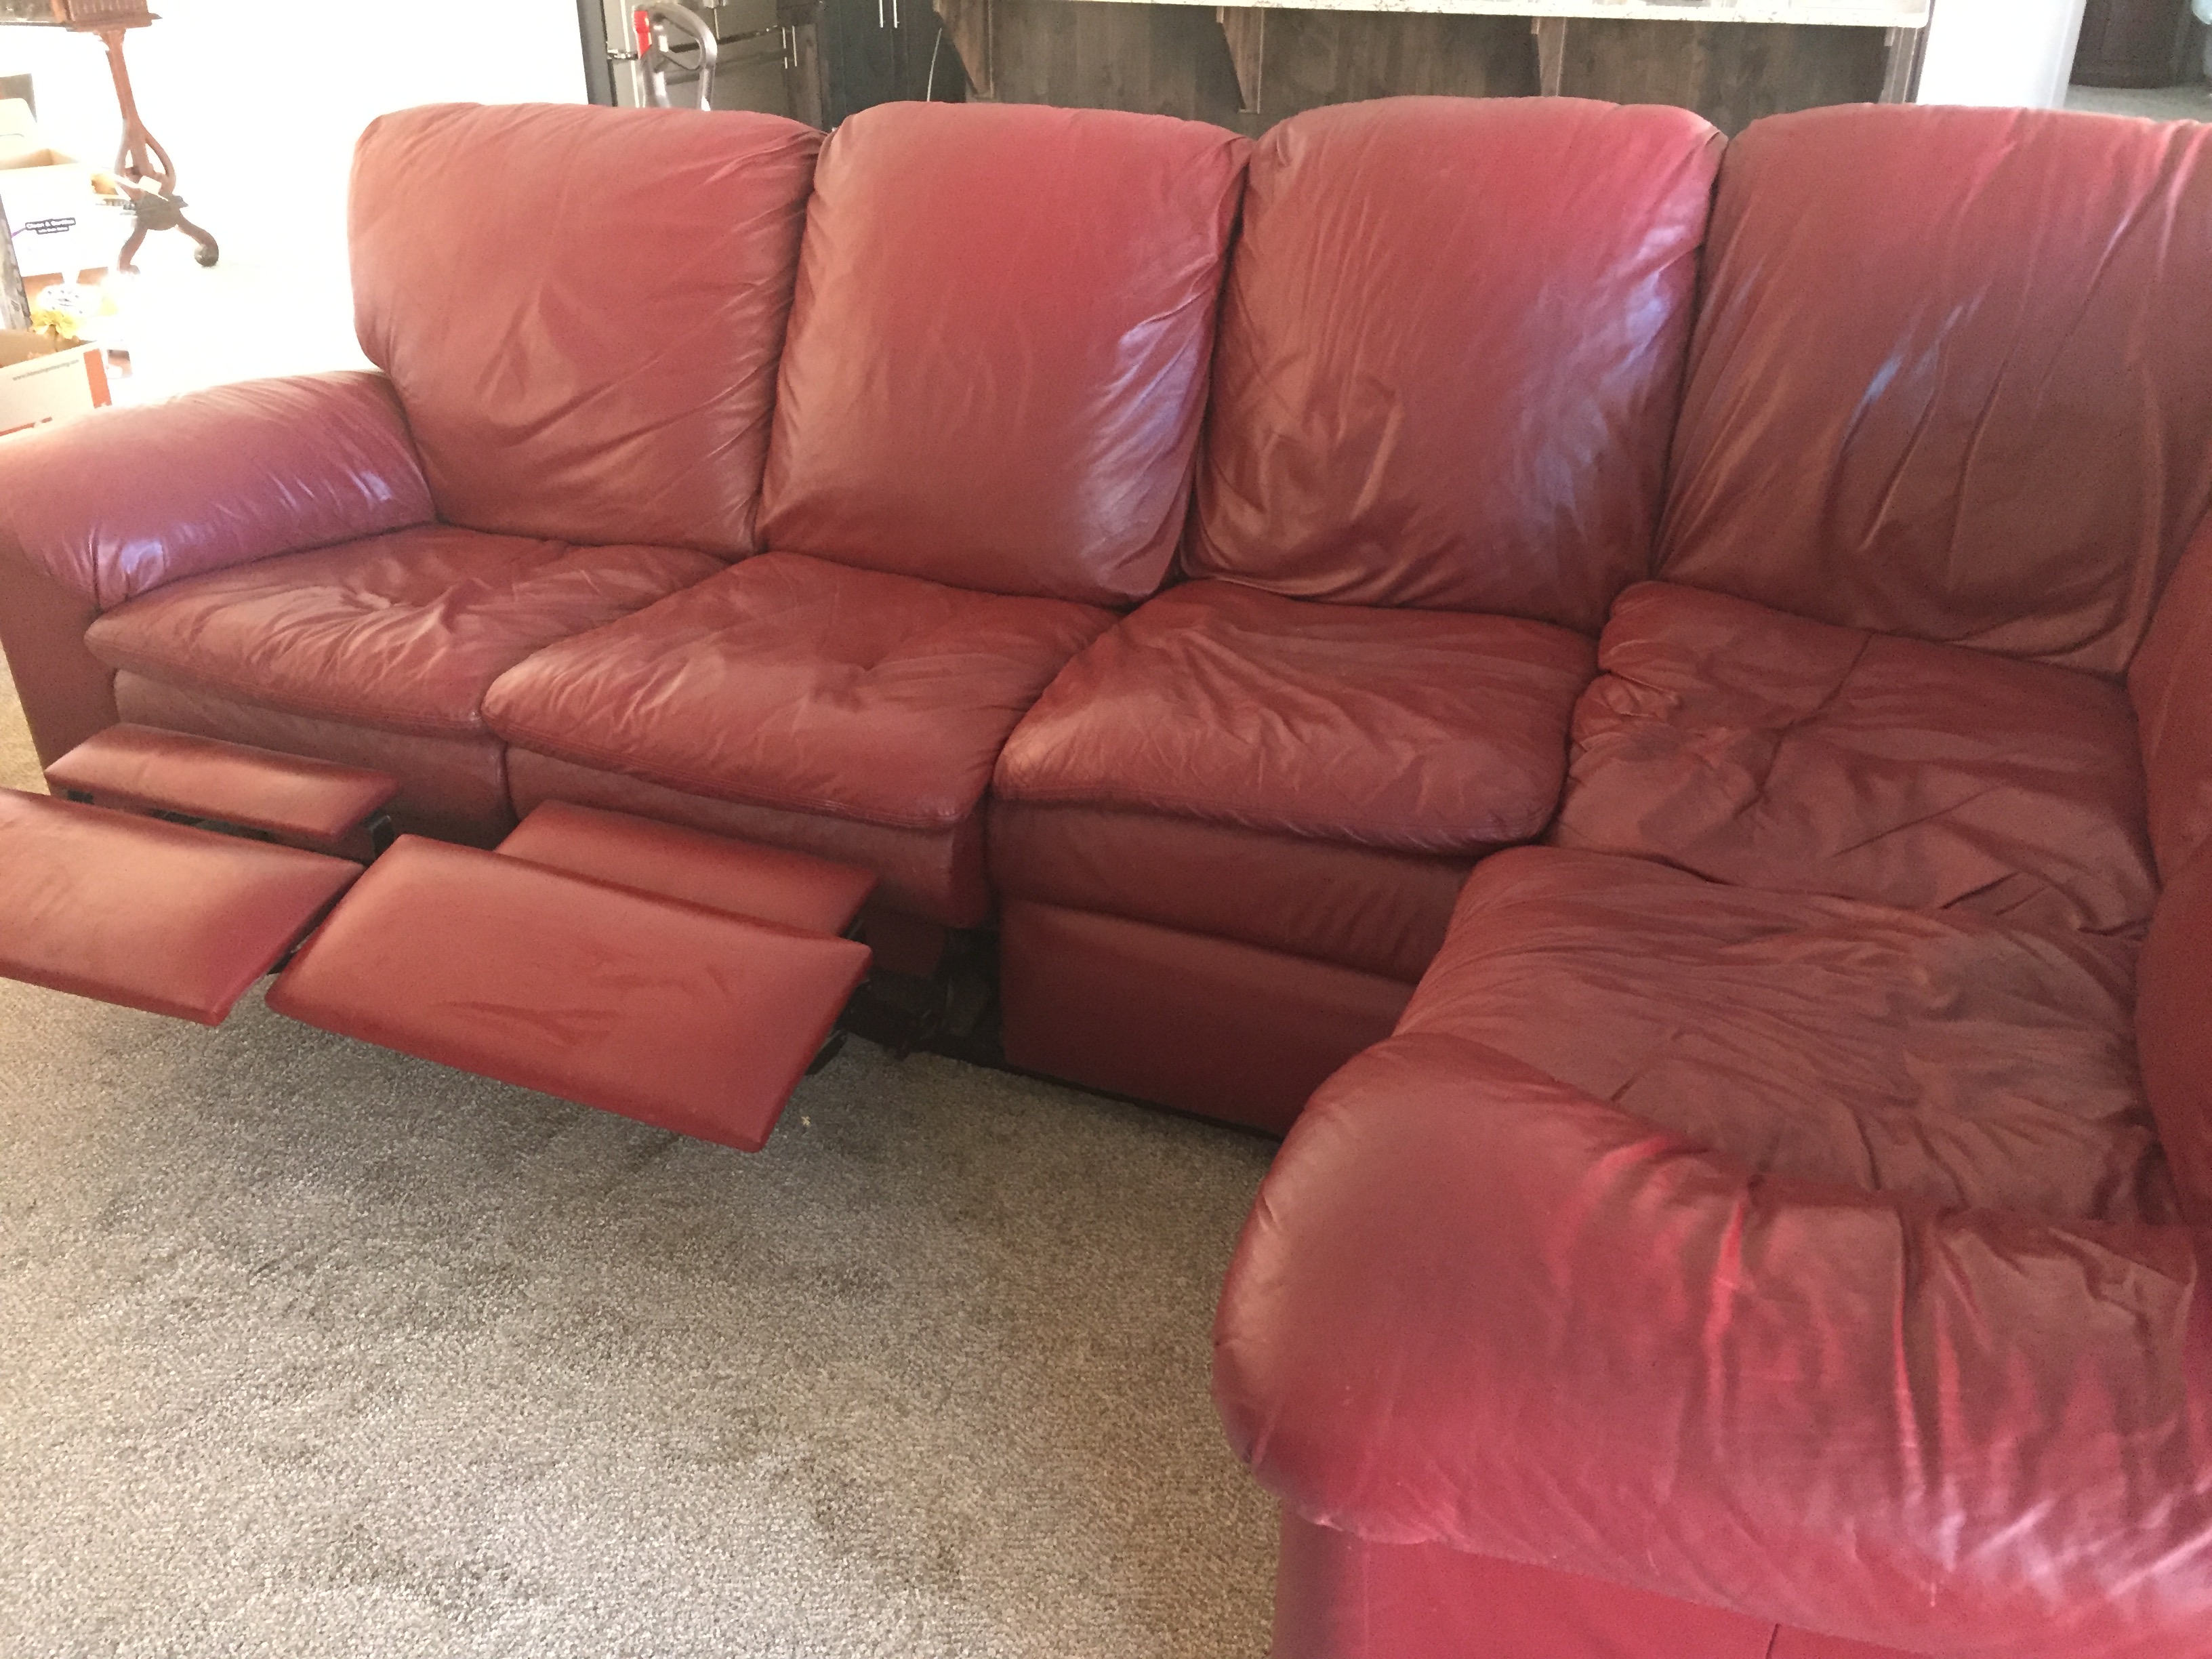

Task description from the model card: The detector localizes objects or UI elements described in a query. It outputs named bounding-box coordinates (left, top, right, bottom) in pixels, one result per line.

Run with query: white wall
left=7, top=1, right=586, bottom=255
left=3, top=1, right=586, bottom=386
left=1918, top=0, right=2090, bottom=109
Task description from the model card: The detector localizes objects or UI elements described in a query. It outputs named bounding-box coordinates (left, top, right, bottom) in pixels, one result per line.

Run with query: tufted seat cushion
left=1399, top=846, right=2173, bottom=1225
left=78, top=526, right=722, bottom=843
left=83, top=525, right=720, bottom=740
left=483, top=552, right=1115, bottom=924
left=990, top=579, right=1593, bottom=977
left=997, top=580, right=1595, bottom=855
left=1553, top=582, right=2158, bottom=936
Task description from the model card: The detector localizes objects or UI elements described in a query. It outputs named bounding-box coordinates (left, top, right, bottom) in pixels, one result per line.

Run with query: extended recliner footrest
left=0, top=788, right=362, bottom=1024
left=493, top=800, right=876, bottom=937
left=267, top=825, right=876, bottom=1151
left=4, top=768, right=878, bottom=1148
left=43, top=724, right=402, bottom=860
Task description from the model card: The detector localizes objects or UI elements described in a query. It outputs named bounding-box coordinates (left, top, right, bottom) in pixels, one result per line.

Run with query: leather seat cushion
left=84, top=525, right=720, bottom=740
left=483, top=552, right=1115, bottom=833
left=1400, top=846, right=2174, bottom=1225
left=995, top=580, right=1596, bottom=855
left=1553, top=582, right=2158, bottom=936
left=989, top=800, right=1469, bottom=983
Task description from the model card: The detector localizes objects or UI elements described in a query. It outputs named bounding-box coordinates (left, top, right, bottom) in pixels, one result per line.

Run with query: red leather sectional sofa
left=3, top=91, right=2212, bottom=1658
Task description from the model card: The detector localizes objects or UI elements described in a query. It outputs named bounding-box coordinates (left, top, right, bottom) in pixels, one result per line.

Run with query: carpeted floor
left=0, top=664, right=1280, bottom=1657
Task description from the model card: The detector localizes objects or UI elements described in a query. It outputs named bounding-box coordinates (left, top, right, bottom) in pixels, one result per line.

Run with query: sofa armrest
left=1214, top=1033, right=2212, bottom=1659
left=2133, top=507, right=2212, bottom=882
left=0, top=370, right=433, bottom=611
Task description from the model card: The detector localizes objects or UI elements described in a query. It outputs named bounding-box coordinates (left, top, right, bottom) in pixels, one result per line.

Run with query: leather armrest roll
left=0, top=370, right=433, bottom=611
left=1212, top=1032, right=2212, bottom=1659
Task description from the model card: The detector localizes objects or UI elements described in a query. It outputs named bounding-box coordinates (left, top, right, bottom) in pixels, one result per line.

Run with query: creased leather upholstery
left=996, top=581, right=1595, bottom=855
left=352, top=103, right=821, bottom=556
left=506, top=749, right=991, bottom=928
left=84, top=527, right=718, bottom=739
left=485, top=552, right=1115, bottom=830
left=0, top=371, right=430, bottom=611
left=999, top=899, right=1412, bottom=1134
left=114, top=675, right=515, bottom=846
left=1659, top=105, right=2212, bottom=675
left=0, top=790, right=360, bottom=1026
left=0, top=536, right=112, bottom=766
left=1554, top=583, right=2157, bottom=936
left=497, top=800, right=877, bottom=938
left=1214, top=1031, right=2212, bottom=1659
left=43, top=724, right=398, bottom=854
left=1189, top=97, right=1721, bottom=631
left=1400, top=847, right=2171, bottom=1225
left=1269, top=1516, right=1891, bottom=1659
left=2131, top=513, right=2212, bottom=882
left=267, top=835, right=871, bottom=1153
left=989, top=801, right=1467, bottom=983
left=758, top=102, right=1248, bottom=605
left=2140, top=847, right=2212, bottom=1226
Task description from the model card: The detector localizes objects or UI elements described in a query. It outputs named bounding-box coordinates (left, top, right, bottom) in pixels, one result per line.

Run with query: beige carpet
left=1, top=664, right=41, bottom=792
left=0, top=662, right=1280, bottom=1657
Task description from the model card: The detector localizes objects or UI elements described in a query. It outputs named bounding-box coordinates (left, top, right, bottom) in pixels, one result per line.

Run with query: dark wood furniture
left=930, top=0, right=1927, bottom=137
left=781, top=0, right=961, bottom=127
left=2074, top=0, right=2198, bottom=87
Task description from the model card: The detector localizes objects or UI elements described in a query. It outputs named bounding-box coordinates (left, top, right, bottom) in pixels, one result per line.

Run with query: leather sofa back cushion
left=1661, top=105, right=2212, bottom=676
left=2131, top=512, right=2212, bottom=880
left=351, top=102, right=821, bottom=557
left=758, top=102, right=1249, bottom=607
left=2139, top=846, right=2212, bottom=1225
left=1188, top=98, right=1723, bottom=632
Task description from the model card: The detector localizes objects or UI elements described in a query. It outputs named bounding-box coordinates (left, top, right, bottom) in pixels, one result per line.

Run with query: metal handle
left=634, top=3, right=718, bottom=109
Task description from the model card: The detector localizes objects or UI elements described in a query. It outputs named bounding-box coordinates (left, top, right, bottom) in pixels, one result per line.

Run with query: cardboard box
left=0, top=99, right=129, bottom=281
left=0, top=330, right=111, bottom=440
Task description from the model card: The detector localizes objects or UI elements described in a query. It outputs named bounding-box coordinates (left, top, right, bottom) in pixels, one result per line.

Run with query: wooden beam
left=1534, top=15, right=1568, bottom=93
left=1058, top=0, right=1927, bottom=22
left=934, top=0, right=996, bottom=96
left=1217, top=5, right=1266, bottom=112
left=777, top=0, right=827, bottom=128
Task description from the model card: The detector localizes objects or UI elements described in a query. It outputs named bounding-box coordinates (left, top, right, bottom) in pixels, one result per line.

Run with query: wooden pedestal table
left=0, top=1, right=219, bottom=271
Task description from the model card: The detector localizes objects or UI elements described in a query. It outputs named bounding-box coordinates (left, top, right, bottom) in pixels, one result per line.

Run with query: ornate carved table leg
left=98, top=24, right=218, bottom=271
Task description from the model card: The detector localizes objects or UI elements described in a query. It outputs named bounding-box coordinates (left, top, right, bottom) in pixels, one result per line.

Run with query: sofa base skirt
left=998, top=900, right=1410, bottom=1135
left=113, top=672, right=512, bottom=846
left=1275, top=1513, right=1919, bottom=1659
left=989, top=799, right=1472, bottom=983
